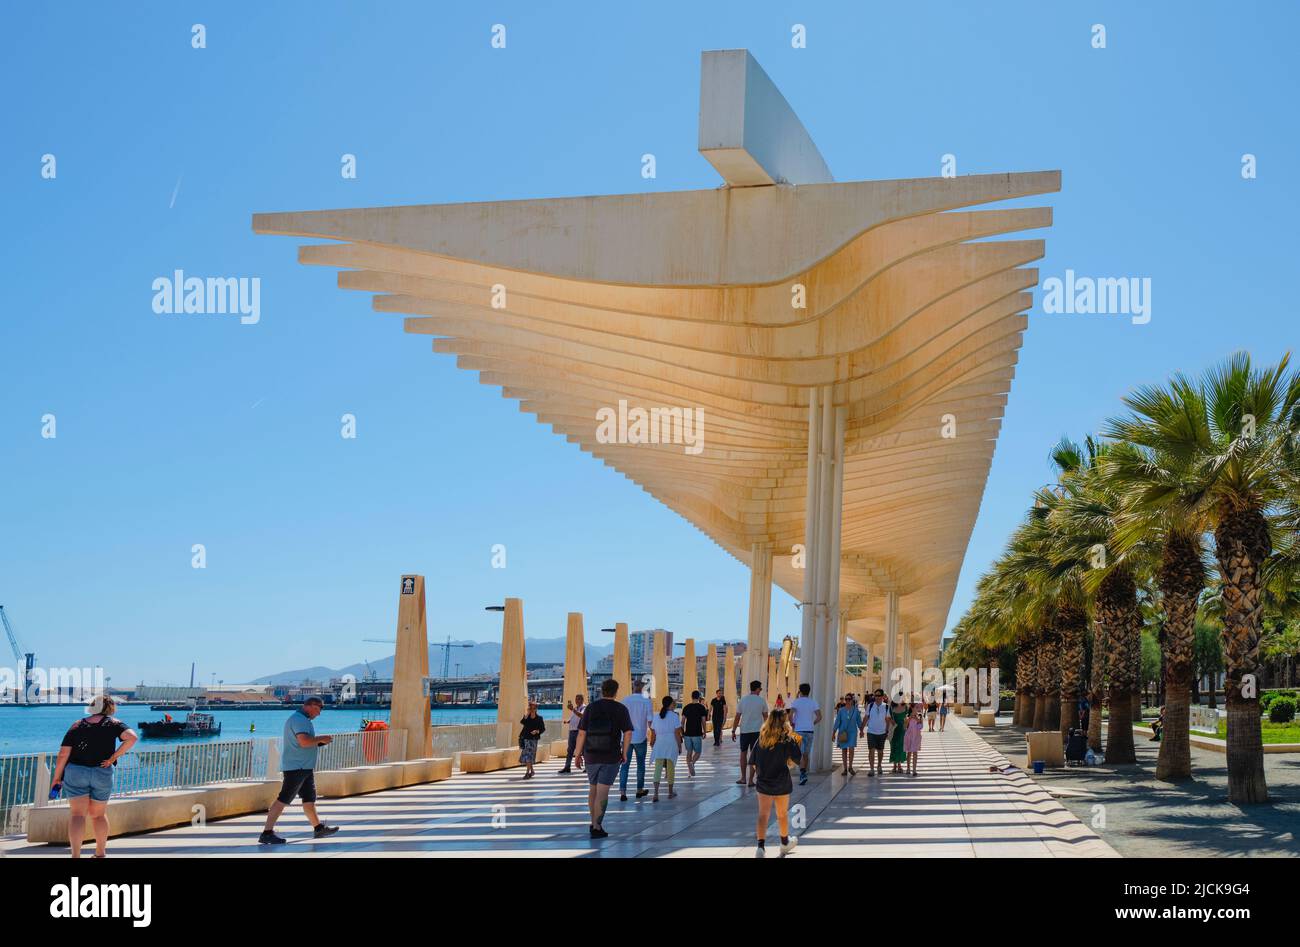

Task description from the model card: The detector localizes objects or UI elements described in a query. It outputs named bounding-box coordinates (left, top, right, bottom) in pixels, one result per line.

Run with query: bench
left=26, top=779, right=281, bottom=844
left=1025, top=730, right=1064, bottom=768
left=315, top=757, right=454, bottom=797
left=459, top=749, right=506, bottom=773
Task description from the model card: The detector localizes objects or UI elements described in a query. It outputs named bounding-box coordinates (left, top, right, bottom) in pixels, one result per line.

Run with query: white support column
left=812, top=390, right=834, bottom=769
left=902, top=632, right=913, bottom=700
left=799, top=388, right=822, bottom=695
left=884, top=591, right=899, bottom=701
left=813, top=400, right=845, bottom=772
left=745, top=543, right=773, bottom=693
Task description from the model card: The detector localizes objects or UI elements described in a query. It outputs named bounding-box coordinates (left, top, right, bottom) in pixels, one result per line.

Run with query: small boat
left=137, top=711, right=223, bottom=739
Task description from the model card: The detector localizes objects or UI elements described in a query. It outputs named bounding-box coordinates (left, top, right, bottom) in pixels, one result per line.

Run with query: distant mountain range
left=253, top=637, right=617, bottom=684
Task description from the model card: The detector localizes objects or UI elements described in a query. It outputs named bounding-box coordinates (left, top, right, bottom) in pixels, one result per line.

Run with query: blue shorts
left=797, top=731, right=814, bottom=759
left=62, top=762, right=114, bottom=802
left=683, top=736, right=703, bottom=753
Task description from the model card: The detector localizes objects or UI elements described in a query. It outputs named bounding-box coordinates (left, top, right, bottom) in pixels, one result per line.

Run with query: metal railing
left=429, top=719, right=568, bottom=761
left=111, top=738, right=274, bottom=797
left=0, top=718, right=573, bottom=834
left=0, top=728, right=408, bottom=835
left=0, top=753, right=47, bottom=834
left=316, top=729, right=405, bottom=770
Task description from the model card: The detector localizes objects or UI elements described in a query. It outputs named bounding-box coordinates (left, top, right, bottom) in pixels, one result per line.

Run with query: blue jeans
left=797, top=731, right=814, bottom=767
left=619, top=740, right=647, bottom=792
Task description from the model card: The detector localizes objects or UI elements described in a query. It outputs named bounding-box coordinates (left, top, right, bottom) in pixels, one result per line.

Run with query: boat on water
left=137, top=711, right=223, bottom=739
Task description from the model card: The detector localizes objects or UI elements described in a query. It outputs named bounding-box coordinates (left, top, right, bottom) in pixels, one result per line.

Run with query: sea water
left=0, top=704, right=560, bottom=757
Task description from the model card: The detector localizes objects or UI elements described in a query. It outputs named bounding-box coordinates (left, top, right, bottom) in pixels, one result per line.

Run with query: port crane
left=0, top=605, right=37, bottom=704
left=362, top=634, right=472, bottom=679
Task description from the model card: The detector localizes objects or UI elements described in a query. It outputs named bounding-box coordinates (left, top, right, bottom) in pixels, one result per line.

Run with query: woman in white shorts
left=649, top=696, right=682, bottom=802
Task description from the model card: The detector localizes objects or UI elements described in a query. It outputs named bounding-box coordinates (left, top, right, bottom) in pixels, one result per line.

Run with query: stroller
left=1065, top=728, right=1088, bottom=766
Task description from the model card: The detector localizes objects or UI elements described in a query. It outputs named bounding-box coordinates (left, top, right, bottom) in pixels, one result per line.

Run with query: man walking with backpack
left=573, top=677, right=634, bottom=839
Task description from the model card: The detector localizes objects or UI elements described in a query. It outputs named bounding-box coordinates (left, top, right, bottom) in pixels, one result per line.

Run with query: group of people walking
left=552, top=677, right=955, bottom=853
left=48, top=679, right=951, bottom=858
left=47, top=694, right=342, bottom=856
left=829, top=690, right=942, bottom=777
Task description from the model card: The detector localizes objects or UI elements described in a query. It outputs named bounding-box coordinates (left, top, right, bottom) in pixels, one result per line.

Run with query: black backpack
left=583, top=700, right=618, bottom=754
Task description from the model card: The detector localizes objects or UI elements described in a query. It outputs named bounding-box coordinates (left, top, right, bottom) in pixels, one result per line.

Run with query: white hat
left=87, top=694, right=113, bottom=715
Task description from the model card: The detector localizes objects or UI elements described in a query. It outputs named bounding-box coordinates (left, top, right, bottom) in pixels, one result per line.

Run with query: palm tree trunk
left=1099, top=569, right=1139, bottom=763
left=1045, top=695, right=1060, bottom=732
left=1158, top=664, right=1193, bottom=779
left=1014, top=648, right=1031, bottom=726
left=1155, top=531, right=1203, bottom=781
left=1215, top=507, right=1270, bottom=804
left=1088, top=620, right=1106, bottom=752
left=1058, top=607, right=1086, bottom=743
left=1041, top=631, right=1060, bottom=731
left=1033, top=637, right=1049, bottom=731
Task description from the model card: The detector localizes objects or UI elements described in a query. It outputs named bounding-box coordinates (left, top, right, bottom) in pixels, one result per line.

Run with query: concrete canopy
left=252, top=51, right=1058, bottom=664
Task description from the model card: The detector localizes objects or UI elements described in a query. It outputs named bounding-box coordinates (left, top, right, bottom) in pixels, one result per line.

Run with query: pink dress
left=903, top=716, right=923, bottom=753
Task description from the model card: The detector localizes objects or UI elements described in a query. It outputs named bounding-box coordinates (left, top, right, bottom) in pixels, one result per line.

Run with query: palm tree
left=1103, top=426, right=1212, bottom=781
left=1261, top=622, right=1300, bottom=688
left=999, top=506, right=1066, bottom=734
left=1087, top=618, right=1107, bottom=751
left=1050, top=437, right=1155, bottom=763
left=1106, top=352, right=1297, bottom=802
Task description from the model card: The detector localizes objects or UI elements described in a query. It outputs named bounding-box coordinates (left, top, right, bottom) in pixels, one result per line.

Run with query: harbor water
left=0, top=705, right=561, bottom=757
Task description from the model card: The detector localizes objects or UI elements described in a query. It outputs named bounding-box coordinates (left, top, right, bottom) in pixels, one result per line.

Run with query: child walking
left=904, top=703, right=924, bottom=776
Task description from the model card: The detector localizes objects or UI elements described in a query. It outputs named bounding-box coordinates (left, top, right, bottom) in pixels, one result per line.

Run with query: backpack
left=583, top=700, right=619, bottom=754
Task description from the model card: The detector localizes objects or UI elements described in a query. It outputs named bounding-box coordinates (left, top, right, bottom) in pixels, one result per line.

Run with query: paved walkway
left=0, top=717, right=1115, bottom=858
left=969, top=716, right=1300, bottom=858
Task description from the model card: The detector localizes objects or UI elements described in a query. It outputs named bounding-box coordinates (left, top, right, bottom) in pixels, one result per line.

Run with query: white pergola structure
left=254, top=50, right=1058, bottom=771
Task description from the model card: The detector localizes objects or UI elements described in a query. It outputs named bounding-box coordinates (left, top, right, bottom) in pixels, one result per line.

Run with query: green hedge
left=1269, top=696, right=1297, bottom=724
left=1262, top=689, right=1297, bottom=711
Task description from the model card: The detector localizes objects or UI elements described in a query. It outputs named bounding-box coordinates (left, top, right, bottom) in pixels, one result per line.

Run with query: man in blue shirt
left=259, top=697, right=341, bottom=845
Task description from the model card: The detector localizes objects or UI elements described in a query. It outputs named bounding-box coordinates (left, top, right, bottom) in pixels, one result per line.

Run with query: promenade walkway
left=0, top=716, right=1115, bottom=858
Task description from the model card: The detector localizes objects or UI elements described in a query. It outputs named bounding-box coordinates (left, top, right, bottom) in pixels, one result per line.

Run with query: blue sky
left=3, top=2, right=1296, bottom=685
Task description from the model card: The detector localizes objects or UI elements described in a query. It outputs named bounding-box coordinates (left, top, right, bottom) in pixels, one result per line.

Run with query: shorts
left=683, top=736, right=702, bottom=753
left=796, top=731, right=814, bottom=759
left=866, top=731, right=887, bottom=751
left=926, top=711, right=937, bottom=721
left=586, top=762, right=620, bottom=786
left=277, top=768, right=318, bottom=804
left=653, top=759, right=676, bottom=781
left=739, top=731, right=760, bottom=753
left=62, top=762, right=114, bottom=802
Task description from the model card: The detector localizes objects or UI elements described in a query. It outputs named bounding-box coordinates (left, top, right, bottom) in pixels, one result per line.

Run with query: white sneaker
left=755, top=844, right=766, bottom=858
left=780, top=836, right=798, bottom=856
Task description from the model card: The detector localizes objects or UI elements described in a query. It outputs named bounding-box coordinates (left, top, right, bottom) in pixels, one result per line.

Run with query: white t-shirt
left=623, top=692, right=655, bottom=743
left=568, top=706, right=585, bottom=732
left=737, top=693, right=769, bottom=733
left=789, top=696, right=819, bottom=732
left=650, top=711, right=681, bottom=759
left=865, top=701, right=890, bottom=735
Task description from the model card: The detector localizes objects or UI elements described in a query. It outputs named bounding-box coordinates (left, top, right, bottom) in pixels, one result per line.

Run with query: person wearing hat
left=50, top=694, right=138, bottom=857
left=259, top=696, right=340, bottom=845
